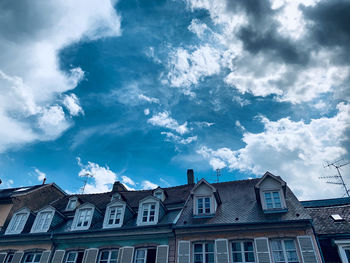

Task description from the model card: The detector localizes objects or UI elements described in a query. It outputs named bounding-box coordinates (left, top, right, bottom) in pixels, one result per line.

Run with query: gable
left=193, top=183, right=214, bottom=195
left=259, top=176, right=282, bottom=190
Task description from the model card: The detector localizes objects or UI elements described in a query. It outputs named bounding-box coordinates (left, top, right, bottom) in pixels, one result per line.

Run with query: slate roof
left=302, top=198, right=350, bottom=235
left=0, top=185, right=46, bottom=203
left=176, top=178, right=311, bottom=227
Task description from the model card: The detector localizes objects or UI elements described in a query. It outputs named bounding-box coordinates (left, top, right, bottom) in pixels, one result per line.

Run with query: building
left=302, top=197, right=350, bottom=263
left=0, top=171, right=322, bottom=263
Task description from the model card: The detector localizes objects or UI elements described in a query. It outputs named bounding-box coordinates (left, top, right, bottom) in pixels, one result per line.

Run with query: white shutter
left=215, top=239, right=229, bottom=263
left=177, top=241, right=190, bottom=263
left=297, top=236, right=318, bottom=263
left=39, top=251, right=51, bottom=263
left=12, top=252, right=24, bottom=263
left=51, top=250, right=65, bottom=263
left=120, top=247, right=134, bottom=263
left=0, top=253, right=7, bottom=263
left=117, top=248, right=123, bottom=263
left=156, top=245, right=169, bottom=263
left=254, top=238, right=271, bottom=263
left=83, top=249, right=99, bottom=263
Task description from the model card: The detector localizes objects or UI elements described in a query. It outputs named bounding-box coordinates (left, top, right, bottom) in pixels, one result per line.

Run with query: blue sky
left=0, top=0, right=350, bottom=199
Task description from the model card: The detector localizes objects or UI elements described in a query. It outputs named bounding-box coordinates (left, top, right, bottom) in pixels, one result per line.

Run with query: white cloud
left=122, top=175, right=136, bottom=186
left=33, top=168, right=46, bottom=182
left=194, top=121, right=215, bottom=128
left=148, top=111, right=189, bottom=135
left=77, top=157, right=117, bottom=193
left=144, top=108, right=150, bottom=116
left=161, top=132, right=198, bottom=145
left=63, top=93, right=84, bottom=116
left=188, top=19, right=209, bottom=38
left=141, top=180, right=158, bottom=190
left=198, top=103, right=350, bottom=199
left=0, top=0, right=121, bottom=153
left=138, top=94, right=160, bottom=104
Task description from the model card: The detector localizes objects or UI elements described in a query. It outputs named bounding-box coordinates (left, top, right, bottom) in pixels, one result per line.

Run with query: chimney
left=187, top=169, right=194, bottom=185
left=42, top=178, right=46, bottom=185
left=112, top=181, right=128, bottom=192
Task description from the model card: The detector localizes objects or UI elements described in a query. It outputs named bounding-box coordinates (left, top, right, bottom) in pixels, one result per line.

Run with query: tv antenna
left=320, top=159, right=350, bottom=197
left=215, top=168, right=221, bottom=183
left=80, top=172, right=94, bottom=194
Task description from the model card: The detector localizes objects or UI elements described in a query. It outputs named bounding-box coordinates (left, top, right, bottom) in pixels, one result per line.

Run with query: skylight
left=331, top=214, right=343, bottom=221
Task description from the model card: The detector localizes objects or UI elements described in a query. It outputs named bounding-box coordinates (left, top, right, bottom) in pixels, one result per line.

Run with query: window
left=107, top=206, right=123, bottom=226
left=231, top=241, right=255, bottom=263
left=270, top=240, right=299, bottom=263
left=155, top=192, right=162, bottom=200
left=193, top=242, right=214, bottom=263
left=98, top=250, right=118, bottom=263
left=111, top=193, right=121, bottom=201
left=66, top=198, right=78, bottom=211
left=23, top=253, right=42, bottom=263
left=134, top=248, right=156, bottom=263
left=77, top=208, right=92, bottom=227
left=331, top=214, right=343, bottom=221
left=5, top=253, right=14, bottom=263
left=32, top=211, right=53, bottom=232
left=66, top=252, right=85, bottom=263
left=141, top=203, right=156, bottom=223
left=264, top=191, right=282, bottom=209
left=196, top=197, right=211, bottom=214
left=5, top=210, right=29, bottom=234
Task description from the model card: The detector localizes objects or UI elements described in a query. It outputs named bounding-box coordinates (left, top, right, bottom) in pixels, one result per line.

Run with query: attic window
left=31, top=209, right=54, bottom=233
left=264, top=191, right=282, bottom=209
left=5, top=208, right=30, bottom=235
left=66, top=197, right=78, bottom=211
left=153, top=189, right=165, bottom=201
left=111, top=193, right=121, bottom=201
left=331, top=214, right=343, bottom=221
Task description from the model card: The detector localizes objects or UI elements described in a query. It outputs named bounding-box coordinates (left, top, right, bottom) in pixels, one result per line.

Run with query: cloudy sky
left=0, top=0, right=350, bottom=200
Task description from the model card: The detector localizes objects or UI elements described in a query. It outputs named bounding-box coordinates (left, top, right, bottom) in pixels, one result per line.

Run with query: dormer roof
left=255, top=171, right=286, bottom=188
left=191, top=178, right=221, bottom=205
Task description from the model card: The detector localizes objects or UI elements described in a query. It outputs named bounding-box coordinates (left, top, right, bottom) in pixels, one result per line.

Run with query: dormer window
left=66, top=197, right=78, bottom=211
left=71, top=203, right=97, bottom=231
left=107, top=206, right=122, bottom=225
left=103, top=200, right=129, bottom=229
left=196, top=196, right=211, bottom=214
left=155, top=192, right=162, bottom=200
left=142, top=203, right=156, bottom=223
left=264, top=191, right=282, bottom=209
left=5, top=207, right=30, bottom=235
left=153, top=188, right=165, bottom=201
left=31, top=209, right=53, bottom=233
left=111, top=193, right=121, bottom=201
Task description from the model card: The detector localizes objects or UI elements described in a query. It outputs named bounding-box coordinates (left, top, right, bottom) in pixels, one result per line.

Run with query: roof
left=0, top=185, right=47, bottom=202
left=176, top=178, right=311, bottom=227
left=302, top=197, right=350, bottom=235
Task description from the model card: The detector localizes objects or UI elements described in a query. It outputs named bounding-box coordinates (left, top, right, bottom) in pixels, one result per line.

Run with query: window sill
left=193, top=213, right=215, bottom=218
left=263, top=208, right=288, bottom=214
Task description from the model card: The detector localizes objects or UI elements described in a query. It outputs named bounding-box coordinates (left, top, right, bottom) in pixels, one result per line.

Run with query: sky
left=0, top=0, right=350, bottom=200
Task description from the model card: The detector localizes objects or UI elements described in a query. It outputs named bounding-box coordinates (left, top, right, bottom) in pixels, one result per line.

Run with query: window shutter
left=156, top=245, right=169, bottom=263
left=120, top=247, right=134, bottom=263
left=51, top=250, right=65, bottom=263
left=254, top=238, right=271, bottom=263
left=39, top=251, right=51, bottom=263
left=117, top=248, right=123, bottom=263
left=11, top=252, right=24, bottom=263
left=83, top=248, right=99, bottom=263
left=297, top=236, right=318, bottom=263
left=177, top=241, right=190, bottom=263
left=0, top=253, right=7, bottom=263
left=215, top=239, right=229, bottom=263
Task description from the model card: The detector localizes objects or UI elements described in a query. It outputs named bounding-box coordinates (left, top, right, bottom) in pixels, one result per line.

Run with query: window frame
left=103, top=203, right=125, bottom=229
left=5, top=253, right=14, bottom=263
left=134, top=248, right=147, bottom=263
left=193, top=242, right=215, bottom=263
left=230, top=240, right=255, bottom=263
left=31, top=207, right=55, bottom=233
left=141, top=203, right=156, bottom=223
left=195, top=196, right=212, bottom=215
left=65, top=251, right=85, bottom=263
left=137, top=197, right=161, bottom=226
left=66, top=197, right=78, bottom=211
left=263, top=190, right=283, bottom=210
left=98, top=249, right=119, bottom=263
left=71, top=204, right=95, bottom=231
left=5, top=208, right=30, bottom=235
left=22, top=252, right=42, bottom=263
left=270, top=239, right=300, bottom=263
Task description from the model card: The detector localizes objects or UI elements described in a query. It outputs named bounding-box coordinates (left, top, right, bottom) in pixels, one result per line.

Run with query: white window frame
left=23, top=252, right=42, bottom=263
left=270, top=239, right=300, bottom=263
left=134, top=248, right=147, bottom=263
left=66, top=197, right=78, bottom=211
left=31, top=207, right=55, bottom=233
left=5, top=207, right=30, bottom=235
left=65, top=251, right=85, bottom=263
left=263, top=190, right=283, bottom=210
left=137, top=198, right=160, bottom=226
left=103, top=203, right=125, bottom=229
left=195, top=196, right=212, bottom=215
left=5, top=253, right=14, bottom=263
left=98, top=249, right=119, bottom=263
left=111, top=193, right=121, bottom=201
left=141, top=203, right=156, bottom=223
left=153, top=189, right=165, bottom=201
left=193, top=242, right=215, bottom=263
left=71, top=204, right=95, bottom=231
left=230, top=240, right=255, bottom=263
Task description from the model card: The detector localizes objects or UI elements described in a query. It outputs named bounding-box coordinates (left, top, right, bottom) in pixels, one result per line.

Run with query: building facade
left=0, top=171, right=322, bottom=263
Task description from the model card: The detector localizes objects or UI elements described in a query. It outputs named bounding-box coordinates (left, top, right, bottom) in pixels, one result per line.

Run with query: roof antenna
left=320, top=159, right=350, bottom=197
left=216, top=168, right=221, bottom=183
left=80, top=172, right=94, bottom=194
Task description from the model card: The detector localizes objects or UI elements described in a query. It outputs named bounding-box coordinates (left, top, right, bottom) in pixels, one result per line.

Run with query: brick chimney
left=112, top=181, right=127, bottom=192
left=187, top=169, right=194, bottom=185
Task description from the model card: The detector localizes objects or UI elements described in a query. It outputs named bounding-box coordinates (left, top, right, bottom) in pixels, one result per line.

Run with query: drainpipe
left=310, top=221, right=325, bottom=263
left=49, top=232, right=56, bottom=262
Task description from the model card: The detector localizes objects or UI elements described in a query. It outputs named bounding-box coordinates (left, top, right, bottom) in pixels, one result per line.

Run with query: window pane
left=245, top=252, right=255, bottom=262
left=194, top=254, right=203, bottom=263
left=110, top=251, right=118, bottom=260
left=232, top=253, right=242, bottom=263
left=286, top=251, right=298, bottom=262
left=205, top=243, right=214, bottom=252
left=284, top=240, right=295, bottom=250
left=194, top=244, right=203, bottom=253
left=244, top=241, right=253, bottom=252
left=231, top=242, right=241, bottom=252
left=67, top=253, right=77, bottom=262
left=272, top=251, right=285, bottom=263
left=205, top=253, right=214, bottom=263
left=271, top=240, right=283, bottom=250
